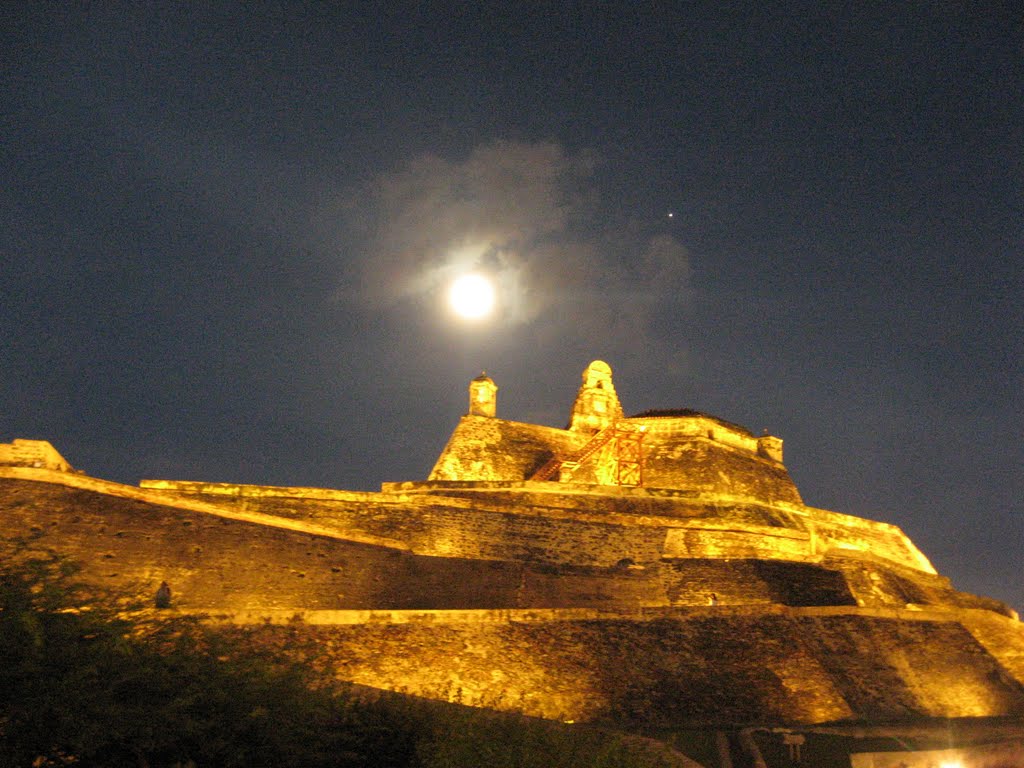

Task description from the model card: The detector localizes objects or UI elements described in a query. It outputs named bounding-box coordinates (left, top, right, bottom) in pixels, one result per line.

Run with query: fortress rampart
left=0, top=469, right=999, bottom=618
left=139, top=475, right=934, bottom=576
left=199, top=607, right=1024, bottom=725
left=2, top=361, right=1022, bottom=733
left=428, top=415, right=801, bottom=504
left=0, top=439, right=74, bottom=472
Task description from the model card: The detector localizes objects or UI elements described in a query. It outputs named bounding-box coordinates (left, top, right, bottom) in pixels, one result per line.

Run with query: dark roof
left=627, top=409, right=753, bottom=436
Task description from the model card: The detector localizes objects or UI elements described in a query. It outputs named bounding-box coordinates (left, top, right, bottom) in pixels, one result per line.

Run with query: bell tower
left=468, top=372, right=498, bottom=417
left=568, top=360, right=623, bottom=432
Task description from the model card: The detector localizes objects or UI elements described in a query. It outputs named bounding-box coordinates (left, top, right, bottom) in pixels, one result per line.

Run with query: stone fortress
left=2, top=361, right=1024, bottom=761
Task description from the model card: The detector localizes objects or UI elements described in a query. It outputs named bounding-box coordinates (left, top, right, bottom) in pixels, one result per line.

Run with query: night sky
left=3, top=4, right=1022, bottom=610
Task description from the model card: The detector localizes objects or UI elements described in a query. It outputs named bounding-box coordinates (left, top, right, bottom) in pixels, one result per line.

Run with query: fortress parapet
left=4, top=358, right=1022, bottom=740
left=431, top=362, right=798, bottom=504
left=0, top=439, right=74, bottom=472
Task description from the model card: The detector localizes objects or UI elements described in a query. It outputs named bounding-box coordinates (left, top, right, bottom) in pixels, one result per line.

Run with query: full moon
left=448, top=273, right=495, bottom=319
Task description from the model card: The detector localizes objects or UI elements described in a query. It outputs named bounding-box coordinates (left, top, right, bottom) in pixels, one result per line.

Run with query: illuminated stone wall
left=659, top=559, right=857, bottom=607
left=629, top=420, right=802, bottom=504
left=3, top=357, right=1022, bottom=732
left=0, top=439, right=74, bottom=472
left=211, top=608, right=1024, bottom=725
left=3, top=469, right=1023, bottom=729
left=568, top=360, right=624, bottom=433
left=0, top=475, right=1001, bottom=617
left=428, top=413, right=802, bottom=504
left=1, top=478, right=667, bottom=611
left=430, top=415, right=584, bottom=482
left=138, top=477, right=936, bottom=577
left=194, top=493, right=669, bottom=568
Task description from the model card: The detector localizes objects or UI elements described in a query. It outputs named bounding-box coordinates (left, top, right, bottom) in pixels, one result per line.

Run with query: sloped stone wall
left=5, top=474, right=1024, bottom=731
left=659, top=559, right=857, bottom=607
left=203, top=493, right=668, bottom=568
left=634, top=427, right=802, bottom=504
left=1, top=478, right=965, bottom=617
left=212, top=609, right=1024, bottom=726
left=823, top=553, right=1015, bottom=615
left=430, top=416, right=583, bottom=481
left=0, top=479, right=665, bottom=611
left=427, top=414, right=805, bottom=505
left=0, top=479, right=514, bottom=610
left=0, top=439, right=73, bottom=471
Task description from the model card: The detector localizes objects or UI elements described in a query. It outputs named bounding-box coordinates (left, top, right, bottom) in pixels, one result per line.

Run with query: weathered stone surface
left=428, top=413, right=803, bottom=503
left=202, top=608, right=1024, bottom=726
left=0, top=438, right=74, bottom=471
left=2, top=360, right=1021, bottom=734
left=3, top=471, right=1022, bottom=729
left=430, top=415, right=583, bottom=482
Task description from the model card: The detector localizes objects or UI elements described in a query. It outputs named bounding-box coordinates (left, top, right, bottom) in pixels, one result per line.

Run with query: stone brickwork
left=430, top=415, right=584, bottom=482
left=467, top=372, right=498, bottom=417
left=139, top=477, right=935, bottom=579
left=0, top=439, right=74, bottom=471
left=2, top=479, right=643, bottom=611
left=1, top=360, right=1021, bottom=732
left=201, top=607, right=1024, bottom=725
left=568, top=360, right=624, bottom=433
left=659, top=559, right=858, bottom=607
left=430, top=362, right=800, bottom=502
left=634, top=428, right=801, bottom=503
left=428, top=413, right=802, bottom=502
left=0, top=473, right=999, bottom=617
left=3, top=463, right=1023, bottom=728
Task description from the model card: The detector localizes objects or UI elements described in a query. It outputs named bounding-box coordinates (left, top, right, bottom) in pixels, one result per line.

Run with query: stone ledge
left=140, top=478, right=394, bottom=504
left=2, top=467, right=933, bottom=576
left=194, top=603, right=1020, bottom=627
left=0, top=467, right=410, bottom=552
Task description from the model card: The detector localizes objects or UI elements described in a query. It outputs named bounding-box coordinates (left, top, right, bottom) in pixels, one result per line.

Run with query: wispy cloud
left=337, top=140, right=692, bottom=336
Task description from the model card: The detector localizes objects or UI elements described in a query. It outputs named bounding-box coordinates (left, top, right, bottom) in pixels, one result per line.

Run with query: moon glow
left=448, top=274, right=495, bottom=319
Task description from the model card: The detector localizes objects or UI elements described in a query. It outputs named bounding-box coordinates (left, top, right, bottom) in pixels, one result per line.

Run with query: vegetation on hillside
left=0, top=549, right=690, bottom=767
